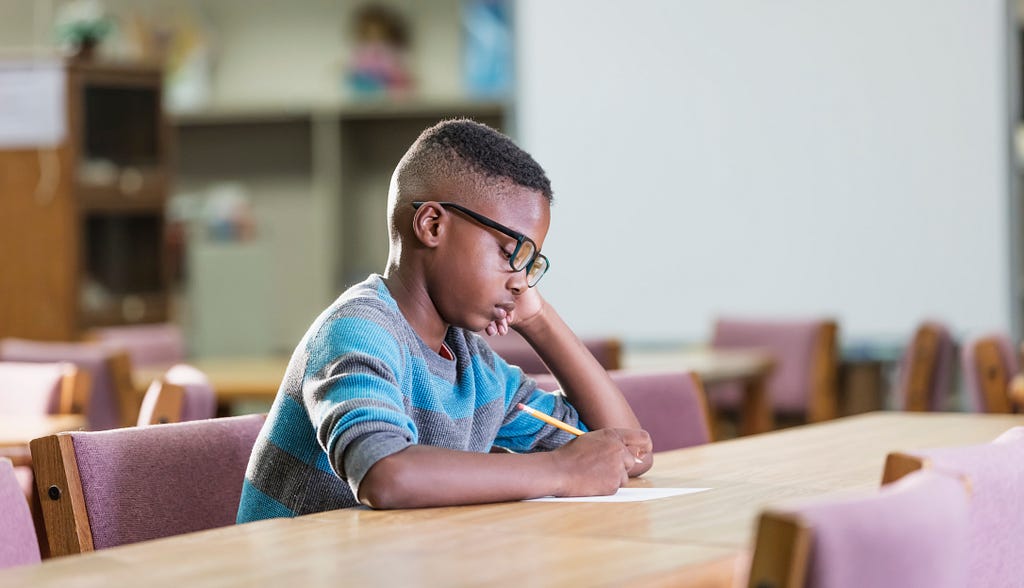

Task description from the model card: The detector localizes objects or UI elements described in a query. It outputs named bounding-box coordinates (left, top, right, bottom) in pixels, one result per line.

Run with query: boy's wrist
left=511, top=298, right=554, bottom=339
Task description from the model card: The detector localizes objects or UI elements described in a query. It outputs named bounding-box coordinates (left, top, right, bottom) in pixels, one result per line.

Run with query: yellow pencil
left=516, top=403, right=644, bottom=464
left=516, top=402, right=585, bottom=436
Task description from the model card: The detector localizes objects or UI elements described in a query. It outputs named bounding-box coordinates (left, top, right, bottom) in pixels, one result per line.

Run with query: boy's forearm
left=357, top=445, right=563, bottom=509
left=514, top=303, right=641, bottom=432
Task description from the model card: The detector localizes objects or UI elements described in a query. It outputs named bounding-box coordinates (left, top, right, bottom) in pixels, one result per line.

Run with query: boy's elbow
left=356, top=454, right=415, bottom=509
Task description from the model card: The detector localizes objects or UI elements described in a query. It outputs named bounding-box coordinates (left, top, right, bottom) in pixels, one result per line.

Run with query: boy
left=237, top=119, right=651, bottom=520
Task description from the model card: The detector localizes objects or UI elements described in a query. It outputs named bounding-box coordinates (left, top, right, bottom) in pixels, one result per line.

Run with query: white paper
left=524, top=487, right=711, bottom=503
left=0, top=61, right=66, bottom=148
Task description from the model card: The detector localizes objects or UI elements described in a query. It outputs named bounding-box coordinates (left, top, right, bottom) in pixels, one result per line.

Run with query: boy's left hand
left=485, top=287, right=545, bottom=336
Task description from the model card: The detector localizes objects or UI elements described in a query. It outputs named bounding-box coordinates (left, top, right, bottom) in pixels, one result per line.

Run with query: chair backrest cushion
left=0, top=339, right=122, bottom=430
left=0, top=361, right=69, bottom=415
left=70, top=413, right=265, bottom=549
left=0, top=458, right=41, bottom=568
left=90, top=323, right=185, bottom=368
left=712, top=318, right=830, bottom=413
left=531, top=369, right=710, bottom=451
left=897, top=426, right=1024, bottom=587
left=798, top=470, right=969, bottom=588
left=164, top=364, right=217, bottom=422
left=487, top=331, right=621, bottom=374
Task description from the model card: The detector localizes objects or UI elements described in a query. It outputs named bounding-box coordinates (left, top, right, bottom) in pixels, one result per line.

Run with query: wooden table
left=629, top=347, right=776, bottom=435
left=134, top=356, right=290, bottom=412
left=136, top=349, right=775, bottom=434
left=0, top=415, right=87, bottom=449
left=5, top=411, right=1015, bottom=587
left=0, top=415, right=86, bottom=466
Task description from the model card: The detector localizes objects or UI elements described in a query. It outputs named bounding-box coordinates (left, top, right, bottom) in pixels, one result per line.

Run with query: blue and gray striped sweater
left=237, top=274, right=586, bottom=522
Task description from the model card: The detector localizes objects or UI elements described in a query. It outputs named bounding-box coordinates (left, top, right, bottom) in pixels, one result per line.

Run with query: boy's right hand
left=551, top=429, right=644, bottom=496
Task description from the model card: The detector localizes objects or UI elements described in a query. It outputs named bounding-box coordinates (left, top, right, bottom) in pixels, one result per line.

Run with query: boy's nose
left=506, top=269, right=528, bottom=295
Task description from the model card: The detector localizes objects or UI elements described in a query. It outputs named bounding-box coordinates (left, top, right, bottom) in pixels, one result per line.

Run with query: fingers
left=484, top=317, right=511, bottom=337
left=621, top=446, right=637, bottom=471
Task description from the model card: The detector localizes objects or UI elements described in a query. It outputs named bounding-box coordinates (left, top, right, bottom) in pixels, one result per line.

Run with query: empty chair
left=710, top=317, right=838, bottom=423
left=0, top=361, right=86, bottom=505
left=136, top=364, right=216, bottom=426
left=882, top=427, right=1024, bottom=588
left=960, top=333, right=1018, bottom=413
left=30, top=413, right=265, bottom=556
left=893, top=321, right=956, bottom=411
left=0, top=458, right=40, bottom=569
left=86, top=323, right=186, bottom=368
left=747, top=470, right=969, bottom=588
left=0, top=338, right=136, bottom=429
left=531, top=369, right=712, bottom=451
left=487, top=330, right=621, bottom=375
left=0, top=361, right=84, bottom=417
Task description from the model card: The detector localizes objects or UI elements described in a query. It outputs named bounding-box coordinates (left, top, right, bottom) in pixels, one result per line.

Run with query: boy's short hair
left=395, top=119, right=553, bottom=202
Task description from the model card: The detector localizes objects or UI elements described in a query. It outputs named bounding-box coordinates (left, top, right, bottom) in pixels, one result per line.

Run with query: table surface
left=134, top=347, right=775, bottom=403
left=0, top=415, right=87, bottom=449
left=3, top=411, right=1020, bottom=587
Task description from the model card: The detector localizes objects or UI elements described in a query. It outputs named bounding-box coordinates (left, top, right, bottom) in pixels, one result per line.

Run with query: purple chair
left=0, top=458, right=40, bottom=569
left=882, top=427, right=1024, bottom=588
left=486, top=330, right=622, bottom=375
left=0, top=338, right=135, bottom=430
left=29, top=413, right=266, bottom=556
left=748, top=470, right=969, bottom=588
left=893, top=321, right=956, bottom=411
left=136, top=364, right=216, bottom=426
left=0, top=361, right=84, bottom=506
left=709, top=317, right=838, bottom=423
left=88, top=323, right=186, bottom=368
left=960, top=333, right=1018, bottom=413
left=531, top=369, right=712, bottom=451
left=0, top=361, right=80, bottom=416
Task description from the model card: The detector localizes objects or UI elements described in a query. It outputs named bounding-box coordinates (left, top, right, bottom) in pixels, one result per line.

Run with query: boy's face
left=426, top=185, right=550, bottom=333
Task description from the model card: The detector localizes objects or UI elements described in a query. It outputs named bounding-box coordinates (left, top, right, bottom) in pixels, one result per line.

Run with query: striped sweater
left=237, top=274, right=586, bottom=522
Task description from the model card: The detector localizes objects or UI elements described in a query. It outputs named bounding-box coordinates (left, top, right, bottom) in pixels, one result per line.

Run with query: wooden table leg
left=740, top=376, right=774, bottom=435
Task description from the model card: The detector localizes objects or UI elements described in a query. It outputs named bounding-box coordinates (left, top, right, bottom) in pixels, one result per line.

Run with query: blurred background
left=0, top=0, right=1022, bottom=385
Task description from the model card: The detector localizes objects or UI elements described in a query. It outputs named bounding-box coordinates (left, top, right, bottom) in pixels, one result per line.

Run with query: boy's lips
left=494, top=303, right=516, bottom=319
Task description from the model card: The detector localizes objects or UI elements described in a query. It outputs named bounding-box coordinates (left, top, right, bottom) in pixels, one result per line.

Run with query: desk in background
left=134, top=356, right=290, bottom=414
left=626, top=346, right=776, bottom=435
left=0, top=415, right=87, bottom=450
left=4, top=412, right=1015, bottom=586
left=135, top=348, right=776, bottom=433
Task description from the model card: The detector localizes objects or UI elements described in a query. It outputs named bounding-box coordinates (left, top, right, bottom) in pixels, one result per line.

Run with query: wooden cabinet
left=0, top=60, right=170, bottom=341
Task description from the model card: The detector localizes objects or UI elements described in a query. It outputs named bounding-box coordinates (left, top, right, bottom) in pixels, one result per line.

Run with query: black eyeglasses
left=412, top=201, right=550, bottom=287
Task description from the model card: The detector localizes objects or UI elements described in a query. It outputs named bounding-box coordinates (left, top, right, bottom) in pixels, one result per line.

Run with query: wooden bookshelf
left=0, top=59, right=170, bottom=341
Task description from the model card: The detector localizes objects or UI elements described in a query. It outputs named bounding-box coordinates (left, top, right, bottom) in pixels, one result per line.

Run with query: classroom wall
left=516, top=0, right=1014, bottom=342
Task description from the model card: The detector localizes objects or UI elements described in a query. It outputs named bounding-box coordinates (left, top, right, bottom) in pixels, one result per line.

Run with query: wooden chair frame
left=29, top=433, right=94, bottom=556
left=138, top=380, right=185, bottom=426
left=971, top=337, right=1013, bottom=413
left=690, top=372, right=716, bottom=443
left=747, top=512, right=812, bottom=588
left=880, top=451, right=930, bottom=485
left=106, top=350, right=141, bottom=427
left=902, top=324, right=942, bottom=412
left=807, top=321, right=839, bottom=423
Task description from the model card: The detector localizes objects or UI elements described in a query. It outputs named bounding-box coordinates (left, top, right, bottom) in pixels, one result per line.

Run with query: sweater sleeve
left=302, top=306, right=416, bottom=496
left=488, top=353, right=588, bottom=453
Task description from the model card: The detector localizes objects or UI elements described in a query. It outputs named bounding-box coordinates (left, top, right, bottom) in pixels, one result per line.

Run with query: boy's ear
left=411, top=201, right=446, bottom=248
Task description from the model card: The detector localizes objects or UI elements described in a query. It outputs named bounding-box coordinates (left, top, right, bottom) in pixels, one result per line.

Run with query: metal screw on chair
left=158, top=417, right=168, bottom=424
left=47, top=485, right=61, bottom=500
